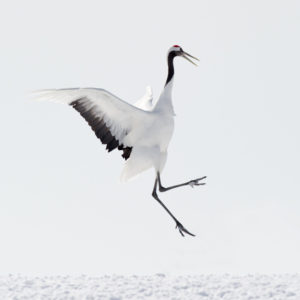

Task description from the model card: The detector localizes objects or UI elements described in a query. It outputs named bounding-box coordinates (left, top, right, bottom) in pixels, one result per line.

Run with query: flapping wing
left=134, top=86, right=153, bottom=111
left=33, top=88, right=148, bottom=160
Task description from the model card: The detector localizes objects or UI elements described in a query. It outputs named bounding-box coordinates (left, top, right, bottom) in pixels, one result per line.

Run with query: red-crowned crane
left=34, top=45, right=206, bottom=236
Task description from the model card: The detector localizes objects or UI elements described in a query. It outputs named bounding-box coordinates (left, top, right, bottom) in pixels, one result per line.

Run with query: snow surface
left=0, top=274, right=299, bottom=299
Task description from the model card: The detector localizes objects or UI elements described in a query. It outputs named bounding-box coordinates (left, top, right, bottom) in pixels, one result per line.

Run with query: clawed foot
left=188, top=176, right=206, bottom=188
left=175, top=221, right=195, bottom=237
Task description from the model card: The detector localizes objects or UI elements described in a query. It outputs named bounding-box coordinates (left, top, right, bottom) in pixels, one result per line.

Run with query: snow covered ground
left=0, top=274, right=299, bottom=299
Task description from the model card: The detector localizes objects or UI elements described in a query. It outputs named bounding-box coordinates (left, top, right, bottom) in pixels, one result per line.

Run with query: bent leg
left=157, top=172, right=206, bottom=193
left=152, top=178, right=195, bottom=237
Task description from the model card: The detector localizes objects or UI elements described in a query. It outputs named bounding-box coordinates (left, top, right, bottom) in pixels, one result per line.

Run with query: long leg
left=157, top=172, right=206, bottom=192
left=152, top=178, right=195, bottom=237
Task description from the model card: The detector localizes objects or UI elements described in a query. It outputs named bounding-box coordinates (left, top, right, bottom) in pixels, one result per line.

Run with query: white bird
left=34, top=45, right=206, bottom=236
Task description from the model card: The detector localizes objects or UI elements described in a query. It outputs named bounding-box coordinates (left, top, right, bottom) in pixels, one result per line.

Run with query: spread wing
left=134, top=86, right=153, bottom=111
left=33, top=88, right=149, bottom=160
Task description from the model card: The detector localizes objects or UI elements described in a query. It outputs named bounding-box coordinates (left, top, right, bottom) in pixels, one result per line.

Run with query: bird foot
left=188, top=176, right=206, bottom=188
left=175, top=221, right=195, bottom=237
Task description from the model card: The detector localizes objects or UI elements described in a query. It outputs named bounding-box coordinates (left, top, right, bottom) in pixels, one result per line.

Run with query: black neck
left=165, top=51, right=177, bottom=86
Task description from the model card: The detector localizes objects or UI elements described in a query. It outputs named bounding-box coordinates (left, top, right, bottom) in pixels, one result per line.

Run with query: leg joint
left=159, top=185, right=168, bottom=192
left=152, top=189, right=159, bottom=200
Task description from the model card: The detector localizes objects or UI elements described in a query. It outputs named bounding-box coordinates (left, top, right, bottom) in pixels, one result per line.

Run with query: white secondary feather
left=34, top=88, right=150, bottom=145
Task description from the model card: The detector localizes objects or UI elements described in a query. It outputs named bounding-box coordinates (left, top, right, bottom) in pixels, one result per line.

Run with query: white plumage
left=34, top=82, right=174, bottom=181
left=134, top=86, right=153, bottom=111
left=34, top=45, right=206, bottom=237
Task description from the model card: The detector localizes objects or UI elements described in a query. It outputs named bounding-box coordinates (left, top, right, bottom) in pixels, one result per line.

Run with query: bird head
left=168, top=45, right=199, bottom=66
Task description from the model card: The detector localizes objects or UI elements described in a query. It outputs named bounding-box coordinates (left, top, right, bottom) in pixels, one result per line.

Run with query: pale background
left=0, top=0, right=299, bottom=275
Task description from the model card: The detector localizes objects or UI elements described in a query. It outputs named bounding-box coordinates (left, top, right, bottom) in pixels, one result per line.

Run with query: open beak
left=182, top=51, right=199, bottom=66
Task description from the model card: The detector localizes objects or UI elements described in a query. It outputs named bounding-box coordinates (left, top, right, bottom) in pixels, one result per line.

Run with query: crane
left=34, top=45, right=206, bottom=237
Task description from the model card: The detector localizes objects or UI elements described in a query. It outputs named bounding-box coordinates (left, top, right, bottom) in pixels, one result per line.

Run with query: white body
left=34, top=79, right=175, bottom=181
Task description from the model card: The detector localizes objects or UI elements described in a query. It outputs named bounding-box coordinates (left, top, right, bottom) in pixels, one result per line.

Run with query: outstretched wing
left=33, top=88, right=148, bottom=160
left=134, top=86, right=153, bottom=111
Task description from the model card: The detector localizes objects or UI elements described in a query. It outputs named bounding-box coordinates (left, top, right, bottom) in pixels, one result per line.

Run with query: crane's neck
left=165, top=51, right=176, bottom=86
left=153, top=52, right=176, bottom=115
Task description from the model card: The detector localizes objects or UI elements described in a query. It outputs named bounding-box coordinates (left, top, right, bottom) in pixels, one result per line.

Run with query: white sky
left=0, top=0, right=300, bottom=275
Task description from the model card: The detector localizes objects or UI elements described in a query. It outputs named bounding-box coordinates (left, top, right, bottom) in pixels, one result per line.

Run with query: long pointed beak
left=182, top=51, right=199, bottom=66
